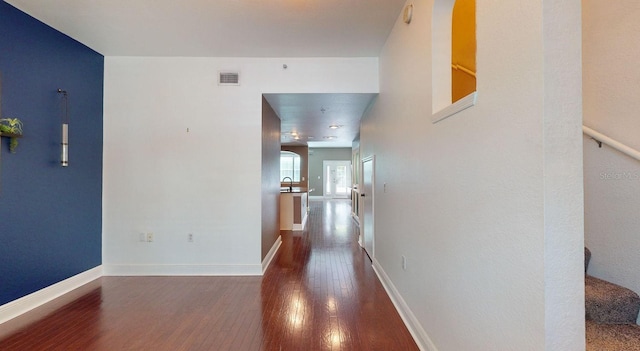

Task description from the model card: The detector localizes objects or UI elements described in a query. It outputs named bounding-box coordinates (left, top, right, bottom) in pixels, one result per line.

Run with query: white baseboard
left=103, top=264, right=262, bottom=276
left=262, top=235, right=282, bottom=274
left=0, top=266, right=103, bottom=325
left=351, top=213, right=360, bottom=226
left=292, top=212, right=308, bottom=231
left=372, top=259, right=438, bottom=351
left=309, top=196, right=350, bottom=201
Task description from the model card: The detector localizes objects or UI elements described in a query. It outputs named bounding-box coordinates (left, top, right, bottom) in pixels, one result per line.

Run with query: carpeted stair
left=586, top=247, right=640, bottom=350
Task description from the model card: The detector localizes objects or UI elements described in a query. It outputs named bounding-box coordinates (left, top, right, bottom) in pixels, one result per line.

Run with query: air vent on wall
left=218, top=71, right=240, bottom=85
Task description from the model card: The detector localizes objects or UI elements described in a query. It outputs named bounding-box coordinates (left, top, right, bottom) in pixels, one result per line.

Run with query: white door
left=362, top=156, right=374, bottom=260
left=323, top=160, right=352, bottom=199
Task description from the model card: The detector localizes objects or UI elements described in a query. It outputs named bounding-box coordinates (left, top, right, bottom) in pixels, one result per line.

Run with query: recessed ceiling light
left=323, top=136, right=337, bottom=140
left=293, top=136, right=300, bottom=140
left=329, top=125, right=342, bottom=129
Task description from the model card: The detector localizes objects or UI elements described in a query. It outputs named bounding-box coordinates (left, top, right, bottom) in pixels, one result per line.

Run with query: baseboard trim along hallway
left=103, top=264, right=263, bottom=276
left=262, top=235, right=282, bottom=274
left=373, top=258, right=439, bottom=351
left=0, top=265, right=102, bottom=325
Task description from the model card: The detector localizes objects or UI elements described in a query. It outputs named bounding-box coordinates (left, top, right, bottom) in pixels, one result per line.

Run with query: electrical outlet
left=401, top=255, right=407, bottom=270
left=188, top=233, right=194, bottom=242
left=146, top=233, right=154, bottom=242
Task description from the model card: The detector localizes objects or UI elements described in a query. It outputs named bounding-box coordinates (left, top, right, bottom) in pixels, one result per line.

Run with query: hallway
left=0, top=199, right=418, bottom=350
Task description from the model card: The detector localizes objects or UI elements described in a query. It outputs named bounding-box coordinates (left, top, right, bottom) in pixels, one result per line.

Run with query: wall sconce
left=57, top=89, right=69, bottom=167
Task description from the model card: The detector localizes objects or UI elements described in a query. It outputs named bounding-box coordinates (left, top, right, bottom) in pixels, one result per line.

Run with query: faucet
left=282, top=177, right=293, bottom=192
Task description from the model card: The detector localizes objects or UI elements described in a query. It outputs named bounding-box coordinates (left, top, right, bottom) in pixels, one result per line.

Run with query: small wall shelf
left=0, top=132, right=22, bottom=139
left=0, top=132, right=23, bottom=155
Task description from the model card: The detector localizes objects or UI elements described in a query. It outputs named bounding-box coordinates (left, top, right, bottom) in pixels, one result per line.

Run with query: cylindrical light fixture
left=61, top=121, right=69, bottom=167
left=58, top=89, right=69, bottom=167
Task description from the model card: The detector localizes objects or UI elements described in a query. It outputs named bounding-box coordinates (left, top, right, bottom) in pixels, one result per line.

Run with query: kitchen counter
left=280, top=190, right=308, bottom=230
left=280, top=187, right=307, bottom=193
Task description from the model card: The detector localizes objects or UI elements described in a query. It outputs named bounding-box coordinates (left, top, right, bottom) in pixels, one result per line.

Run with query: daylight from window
left=280, top=151, right=301, bottom=182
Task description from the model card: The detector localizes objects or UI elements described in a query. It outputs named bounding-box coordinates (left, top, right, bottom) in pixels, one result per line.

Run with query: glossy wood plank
left=0, top=199, right=419, bottom=350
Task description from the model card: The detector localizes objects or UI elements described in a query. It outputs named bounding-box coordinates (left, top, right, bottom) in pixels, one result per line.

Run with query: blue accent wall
left=0, top=2, right=103, bottom=305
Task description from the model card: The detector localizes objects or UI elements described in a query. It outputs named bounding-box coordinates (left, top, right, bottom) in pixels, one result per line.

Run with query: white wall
left=103, top=57, right=378, bottom=275
left=360, top=0, right=583, bottom=350
left=583, top=0, right=640, bottom=319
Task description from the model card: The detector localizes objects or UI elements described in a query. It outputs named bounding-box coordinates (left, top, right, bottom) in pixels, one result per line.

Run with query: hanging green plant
left=0, top=117, right=24, bottom=153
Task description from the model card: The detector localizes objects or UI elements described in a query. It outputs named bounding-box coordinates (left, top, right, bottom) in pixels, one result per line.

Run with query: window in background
left=280, top=151, right=301, bottom=182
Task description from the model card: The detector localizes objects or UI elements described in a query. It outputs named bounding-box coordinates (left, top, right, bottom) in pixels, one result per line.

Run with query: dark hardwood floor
left=0, top=199, right=419, bottom=350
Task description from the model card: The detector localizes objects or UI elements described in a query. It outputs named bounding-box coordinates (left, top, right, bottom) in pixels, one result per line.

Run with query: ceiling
left=6, top=0, right=406, bottom=57
left=264, top=93, right=377, bottom=148
left=5, top=0, right=403, bottom=147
